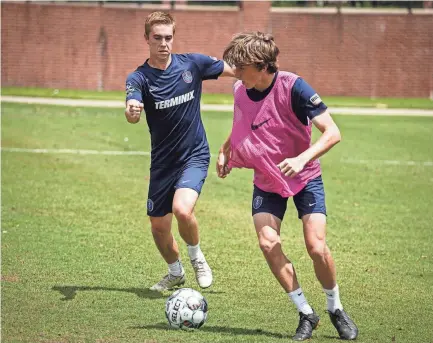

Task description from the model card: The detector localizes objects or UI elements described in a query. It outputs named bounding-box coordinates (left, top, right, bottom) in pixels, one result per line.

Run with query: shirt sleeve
left=291, top=78, right=328, bottom=125
left=187, top=53, right=224, bottom=80
left=125, top=71, right=145, bottom=102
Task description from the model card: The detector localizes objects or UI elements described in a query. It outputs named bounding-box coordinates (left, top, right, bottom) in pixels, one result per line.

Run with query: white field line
left=2, top=147, right=432, bottom=167
left=2, top=96, right=433, bottom=116
left=341, top=158, right=433, bottom=167
left=1, top=147, right=150, bottom=156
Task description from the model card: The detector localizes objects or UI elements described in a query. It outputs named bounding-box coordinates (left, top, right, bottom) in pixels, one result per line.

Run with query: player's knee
left=172, top=205, right=193, bottom=223
left=149, top=217, right=171, bottom=235
left=306, top=242, right=327, bottom=261
left=258, top=228, right=280, bottom=255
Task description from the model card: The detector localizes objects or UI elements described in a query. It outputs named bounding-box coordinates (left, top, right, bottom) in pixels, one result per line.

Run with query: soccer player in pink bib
left=217, top=32, right=358, bottom=341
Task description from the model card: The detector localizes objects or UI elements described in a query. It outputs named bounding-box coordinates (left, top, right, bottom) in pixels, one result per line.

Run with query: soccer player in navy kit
left=124, top=12, right=235, bottom=292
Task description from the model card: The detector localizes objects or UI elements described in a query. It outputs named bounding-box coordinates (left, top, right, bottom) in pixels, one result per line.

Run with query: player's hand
left=277, top=157, right=306, bottom=178
left=216, top=148, right=231, bottom=178
left=125, top=99, right=143, bottom=123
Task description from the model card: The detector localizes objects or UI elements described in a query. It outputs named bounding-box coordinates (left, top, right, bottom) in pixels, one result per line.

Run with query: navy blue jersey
left=126, top=53, right=224, bottom=168
left=290, top=78, right=328, bottom=125
left=246, top=73, right=328, bottom=125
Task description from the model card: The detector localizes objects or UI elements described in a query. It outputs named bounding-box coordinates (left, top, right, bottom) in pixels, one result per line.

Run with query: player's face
left=235, top=64, right=266, bottom=89
left=146, top=24, right=174, bottom=61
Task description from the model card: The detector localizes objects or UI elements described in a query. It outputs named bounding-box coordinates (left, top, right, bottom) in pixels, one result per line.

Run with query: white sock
left=168, top=260, right=184, bottom=277
left=323, top=284, right=343, bottom=313
left=288, top=288, right=314, bottom=315
left=187, top=243, right=204, bottom=261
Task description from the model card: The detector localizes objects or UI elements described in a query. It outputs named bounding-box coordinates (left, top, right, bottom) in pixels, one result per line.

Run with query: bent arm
left=125, top=99, right=143, bottom=124
left=216, top=132, right=232, bottom=178
left=125, top=72, right=145, bottom=124
left=219, top=132, right=232, bottom=154
left=298, top=110, right=341, bottom=164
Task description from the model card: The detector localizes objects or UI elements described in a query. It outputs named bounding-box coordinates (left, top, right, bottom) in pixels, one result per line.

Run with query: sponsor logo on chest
left=155, top=90, right=195, bottom=109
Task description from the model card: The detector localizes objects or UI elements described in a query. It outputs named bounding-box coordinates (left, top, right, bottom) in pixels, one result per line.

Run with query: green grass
left=2, top=86, right=433, bottom=109
left=2, top=103, right=433, bottom=343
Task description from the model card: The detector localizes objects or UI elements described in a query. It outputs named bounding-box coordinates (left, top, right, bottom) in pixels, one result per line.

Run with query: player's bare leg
left=302, top=213, right=358, bottom=340
left=253, top=212, right=300, bottom=291
left=173, top=188, right=212, bottom=288
left=149, top=214, right=185, bottom=291
left=173, top=188, right=200, bottom=245
left=253, top=212, right=319, bottom=341
left=150, top=213, right=178, bottom=263
left=302, top=213, right=336, bottom=289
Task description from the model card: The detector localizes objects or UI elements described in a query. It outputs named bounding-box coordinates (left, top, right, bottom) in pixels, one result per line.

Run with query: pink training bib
left=228, top=71, right=321, bottom=197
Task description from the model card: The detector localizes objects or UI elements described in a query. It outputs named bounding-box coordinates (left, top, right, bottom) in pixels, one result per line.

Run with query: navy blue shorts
left=252, top=175, right=327, bottom=220
left=147, top=165, right=208, bottom=217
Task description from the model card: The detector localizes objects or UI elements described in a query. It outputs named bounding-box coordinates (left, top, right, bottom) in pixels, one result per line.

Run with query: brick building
left=1, top=1, right=432, bottom=97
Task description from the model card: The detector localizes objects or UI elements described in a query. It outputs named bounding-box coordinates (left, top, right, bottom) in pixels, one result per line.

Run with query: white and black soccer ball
left=165, top=288, right=208, bottom=330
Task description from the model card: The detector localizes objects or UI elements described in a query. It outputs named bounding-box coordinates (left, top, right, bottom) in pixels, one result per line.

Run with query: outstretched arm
left=219, top=61, right=236, bottom=78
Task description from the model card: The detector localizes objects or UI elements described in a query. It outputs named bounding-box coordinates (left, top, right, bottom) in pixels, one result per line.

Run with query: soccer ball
left=165, top=288, right=208, bottom=330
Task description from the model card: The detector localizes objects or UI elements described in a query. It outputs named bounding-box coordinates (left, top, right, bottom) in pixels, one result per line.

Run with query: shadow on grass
left=132, top=322, right=287, bottom=339
left=52, top=285, right=227, bottom=301
left=52, top=285, right=166, bottom=300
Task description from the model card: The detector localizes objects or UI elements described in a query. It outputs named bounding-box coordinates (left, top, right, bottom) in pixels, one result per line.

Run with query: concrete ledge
left=5, top=1, right=100, bottom=7
left=103, top=3, right=171, bottom=10
left=4, top=2, right=432, bottom=15
left=271, top=7, right=338, bottom=14
left=1, top=1, right=169, bottom=10
left=2, top=1, right=238, bottom=11
left=341, top=7, right=409, bottom=14
left=412, top=8, right=433, bottom=15
left=173, top=4, right=239, bottom=12
left=271, top=7, right=433, bottom=15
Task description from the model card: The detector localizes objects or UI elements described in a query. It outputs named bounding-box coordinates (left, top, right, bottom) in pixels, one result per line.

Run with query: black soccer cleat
left=292, top=310, right=320, bottom=341
left=328, top=309, right=358, bottom=340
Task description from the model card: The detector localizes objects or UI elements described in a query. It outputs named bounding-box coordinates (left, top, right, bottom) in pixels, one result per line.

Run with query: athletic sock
left=323, top=284, right=343, bottom=313
left=288, top=288, right=314, bottom=315
left=187, top=243, right=204, bottom=261
left=168, top=260, right=184, bottom=277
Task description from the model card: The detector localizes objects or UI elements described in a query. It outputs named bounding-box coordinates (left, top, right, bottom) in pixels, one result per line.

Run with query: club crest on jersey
left=310, top=93, right=322, bottom=106
left=182, top=70, right=193, bottom=83
left=253, top=196, right=263, bottom=210
left=147, top=199, right=154, bottom=212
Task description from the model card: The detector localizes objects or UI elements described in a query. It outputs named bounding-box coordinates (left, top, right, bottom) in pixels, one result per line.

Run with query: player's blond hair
left=223, top=32, right=279, bottom=73
left=145, top=11, right=176, bottom=38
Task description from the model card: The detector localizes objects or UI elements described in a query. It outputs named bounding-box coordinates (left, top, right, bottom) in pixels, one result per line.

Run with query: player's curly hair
left=223, top=32, right=279, bottom=73
left=145, top=11, right=176, bottom=38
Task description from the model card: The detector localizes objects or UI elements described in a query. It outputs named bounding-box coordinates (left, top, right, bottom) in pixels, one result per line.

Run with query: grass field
left=1, top=103, right=433, bottom=343
left=2, top=87, right=433, bottom=109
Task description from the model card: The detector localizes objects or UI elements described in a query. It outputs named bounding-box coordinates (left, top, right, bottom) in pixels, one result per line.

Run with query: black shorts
left=252, top=175, right=327, bottom=220
left=147, top=164, right=208, bottom=217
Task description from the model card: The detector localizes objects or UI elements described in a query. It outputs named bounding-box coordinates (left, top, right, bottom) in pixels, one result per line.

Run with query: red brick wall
left=2, top=2, right=432, bottom=97
left=272, top=11, right=433, bottom=97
